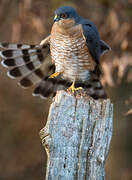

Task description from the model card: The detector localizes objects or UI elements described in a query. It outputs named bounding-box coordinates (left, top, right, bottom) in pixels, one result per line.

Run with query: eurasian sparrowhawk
left=0, top=6, right=111, bottom=99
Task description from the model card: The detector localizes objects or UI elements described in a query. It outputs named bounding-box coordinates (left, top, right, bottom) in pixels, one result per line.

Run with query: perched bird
left=0, top=6, right=111, bottom=99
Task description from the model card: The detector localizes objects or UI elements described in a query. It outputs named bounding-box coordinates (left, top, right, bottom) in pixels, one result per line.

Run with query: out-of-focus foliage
left=0, top=0, right=132, bottom=180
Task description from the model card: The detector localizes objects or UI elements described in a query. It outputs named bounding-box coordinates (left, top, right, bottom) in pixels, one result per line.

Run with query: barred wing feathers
left=0, top=36, right=61, bottom=98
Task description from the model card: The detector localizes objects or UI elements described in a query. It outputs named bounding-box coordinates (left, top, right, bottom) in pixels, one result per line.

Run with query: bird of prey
left=0, top=6, right=111, bottom=99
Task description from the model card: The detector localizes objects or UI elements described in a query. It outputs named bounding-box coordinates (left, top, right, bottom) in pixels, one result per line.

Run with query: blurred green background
left=0, top=0, right=132, bottom=179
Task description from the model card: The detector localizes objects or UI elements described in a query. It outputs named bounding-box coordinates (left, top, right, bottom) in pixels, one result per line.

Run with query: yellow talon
left=50, top=72, right=62, bottom=78
left=67, top=81, right=82, bottom=93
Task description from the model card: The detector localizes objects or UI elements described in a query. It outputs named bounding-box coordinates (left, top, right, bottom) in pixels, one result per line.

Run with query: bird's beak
left=54, top=14, right=60, bottom=22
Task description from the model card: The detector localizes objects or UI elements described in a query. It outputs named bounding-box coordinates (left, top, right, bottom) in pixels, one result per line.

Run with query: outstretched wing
left=0, top=36, right=60, bottom=97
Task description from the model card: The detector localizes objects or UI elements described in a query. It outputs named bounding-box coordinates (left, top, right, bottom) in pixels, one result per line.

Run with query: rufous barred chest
left=50, top=18, right=96, bottom=82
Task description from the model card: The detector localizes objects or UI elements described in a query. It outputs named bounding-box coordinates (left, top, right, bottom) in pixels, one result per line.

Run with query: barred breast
left=50, top=23, right=96, bottom=82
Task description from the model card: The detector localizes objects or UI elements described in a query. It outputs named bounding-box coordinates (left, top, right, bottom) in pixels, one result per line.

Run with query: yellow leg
left=50, top=72, right=62, bottom=78
left=67, top=81, right=82, bottom=93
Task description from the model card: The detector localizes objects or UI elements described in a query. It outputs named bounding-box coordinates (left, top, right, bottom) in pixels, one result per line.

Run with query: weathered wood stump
left=40, top=90, right=113, bottom=180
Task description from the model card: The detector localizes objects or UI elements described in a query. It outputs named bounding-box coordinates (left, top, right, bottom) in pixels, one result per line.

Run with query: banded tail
left=33, top=71, right=107, bottom=99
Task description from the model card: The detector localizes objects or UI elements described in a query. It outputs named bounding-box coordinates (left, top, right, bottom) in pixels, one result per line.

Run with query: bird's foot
left=67, top=82, right=82, bottom=93
left=50, top=72, right=62, bottom=78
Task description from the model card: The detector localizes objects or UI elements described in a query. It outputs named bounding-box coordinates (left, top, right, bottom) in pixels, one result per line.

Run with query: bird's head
left=54, top=6, right=80, bottom=28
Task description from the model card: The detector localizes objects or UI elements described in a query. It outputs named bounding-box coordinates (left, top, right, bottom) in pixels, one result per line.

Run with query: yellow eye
left=60, top=14, right=68, bottom=19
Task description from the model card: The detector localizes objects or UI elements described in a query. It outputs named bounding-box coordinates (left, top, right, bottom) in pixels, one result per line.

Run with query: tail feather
left=33, top=72, right=107, bottom=99
left=84, top=72, right=106, bottom=99
left=33, top=78, right=69, bottom=98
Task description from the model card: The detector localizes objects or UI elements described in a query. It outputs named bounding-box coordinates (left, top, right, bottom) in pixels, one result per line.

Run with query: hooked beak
left=54, top=14, right=61, bottom=22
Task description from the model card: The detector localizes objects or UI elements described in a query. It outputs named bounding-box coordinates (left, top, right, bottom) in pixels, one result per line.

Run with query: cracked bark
left=40, top=90, right=113, bottom=180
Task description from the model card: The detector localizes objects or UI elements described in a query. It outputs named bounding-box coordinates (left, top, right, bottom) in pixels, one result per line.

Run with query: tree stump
left=40, top=90, right=113, bottom=180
